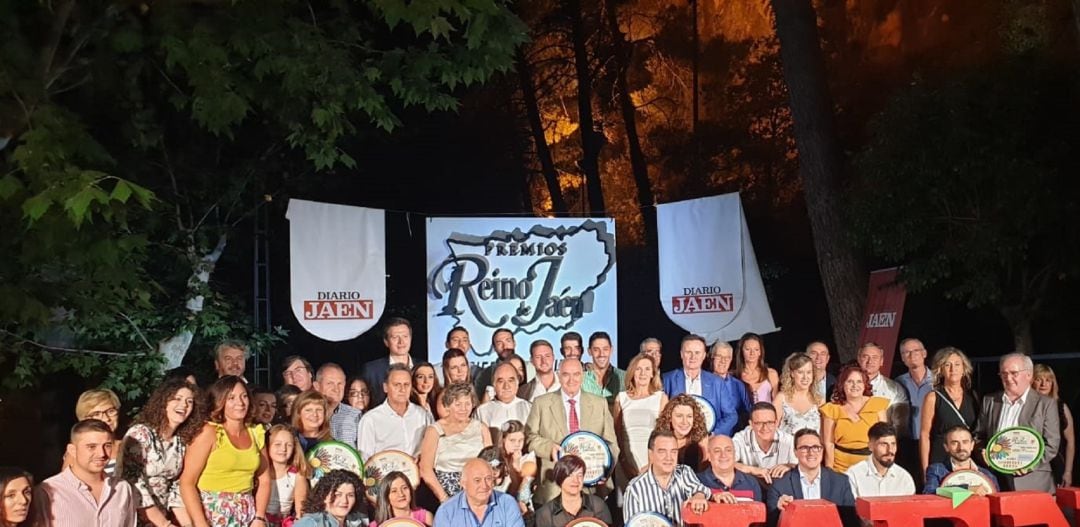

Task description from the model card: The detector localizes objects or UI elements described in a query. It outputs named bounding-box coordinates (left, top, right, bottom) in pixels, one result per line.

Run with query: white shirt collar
left=1002, top=387, right=1031, bottom=405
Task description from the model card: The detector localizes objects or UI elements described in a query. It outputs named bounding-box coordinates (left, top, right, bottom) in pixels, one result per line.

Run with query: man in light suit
left=976, top=352, right=1060, bottom=493
left=526, top=358, right=620, bottom=506
left=662, top=334, right=737, bottom=435
left=767, top=428, right=857, bottom=526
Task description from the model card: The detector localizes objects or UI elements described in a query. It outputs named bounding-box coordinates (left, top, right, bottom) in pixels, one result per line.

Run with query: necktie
left=568, top=399, right=580, bottom=433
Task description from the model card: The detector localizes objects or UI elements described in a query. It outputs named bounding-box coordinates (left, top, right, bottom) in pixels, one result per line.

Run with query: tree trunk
left=605, top=0, right=656, bottom=247
left=770, top=0, right=866, bottom=361
left=516, top=48, right=568, bottom=214
left=567, top=0, right=606, bottom=215
left=1001, top=306, right=1035, bottom=355
left=159, top=233, right=228, bottom=369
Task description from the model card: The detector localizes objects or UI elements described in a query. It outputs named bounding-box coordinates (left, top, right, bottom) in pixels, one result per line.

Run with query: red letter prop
left=856, top=495, right=989, bottom=527
left=682, top=501, right=766, bottom=527
left=779, top=499, right=842, bottom=527
left=1057, top=487, right=1080, bottom=518
left=990, top=490, right=1069, bottom=527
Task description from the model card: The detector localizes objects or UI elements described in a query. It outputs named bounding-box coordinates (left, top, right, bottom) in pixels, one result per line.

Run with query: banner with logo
left=858, top=267, right=908, bottom=376
left=426, top=218, right=618, bottom=367
left=656, top=193, right=778, bottom=344
left=287, top=199, right=386, bottom=342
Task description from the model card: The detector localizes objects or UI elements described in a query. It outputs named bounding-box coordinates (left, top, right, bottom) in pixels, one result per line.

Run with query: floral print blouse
left=120, top=424, right=186, bottom=517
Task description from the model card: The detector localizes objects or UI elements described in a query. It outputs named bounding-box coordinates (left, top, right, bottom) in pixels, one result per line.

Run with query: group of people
left=0, top=318, right=1074, bottom=527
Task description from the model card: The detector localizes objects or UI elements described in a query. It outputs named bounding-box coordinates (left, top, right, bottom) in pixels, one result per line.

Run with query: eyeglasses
left=796, top=445, right=824, bottom=454
left=348, top=390, right=370, bottom=398
left=999, top=369, right=1030, bottom=378
left=87, top=408, right=119, bottom=420
left=751, top=420, right=777, bottom=428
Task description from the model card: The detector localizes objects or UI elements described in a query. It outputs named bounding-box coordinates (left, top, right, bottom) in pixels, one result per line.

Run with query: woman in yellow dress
left=820, top=365, right=888, bottom=473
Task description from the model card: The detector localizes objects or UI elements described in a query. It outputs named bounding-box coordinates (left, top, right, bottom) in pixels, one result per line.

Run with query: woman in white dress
left=773, top=352, right=823, bottom=434
left=613, top=353, right=668, bottom=481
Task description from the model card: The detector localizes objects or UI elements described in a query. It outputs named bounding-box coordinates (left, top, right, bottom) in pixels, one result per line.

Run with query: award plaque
left=364, top=450, right=420, bottom=500
left=940, top=469, right=996, bottom=491
left=626, top=512, right=674, bottom=527
left=985, top=426, right=1045, bottom=473
left=379, top=519, right=425, bottom=527
left=560, top=431, right=613, bottom=486
left=567, top=518, right=609, bottom=527
left=691, top=395, right=717, bottom=432
left=307, top=441, right=364, bottom=485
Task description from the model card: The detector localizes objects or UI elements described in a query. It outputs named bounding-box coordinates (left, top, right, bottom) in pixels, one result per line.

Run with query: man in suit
left=663, top=334, right=738, bottom=435
left=806, top=341, right=836, bottom=401
left=526, top=358, right=620, bottom=505
left=361, top=317, right=414, bottom=406
left=976, top=352, right=1060, bottom=493
left=767, top=429, right=856, bottom=525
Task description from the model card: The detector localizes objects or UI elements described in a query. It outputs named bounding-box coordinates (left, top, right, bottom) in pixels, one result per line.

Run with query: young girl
left=370, top=471, right=432, bottom=526
left=266, top=424, right=310, bottom=527
left=498, top=421, right=537, bottom=513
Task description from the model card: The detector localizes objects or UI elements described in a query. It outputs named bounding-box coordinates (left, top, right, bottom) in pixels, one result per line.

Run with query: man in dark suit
left=976, top=352, right=1060, bottom=493
left=361, top=317, right=414, bottom=406
left=767, top=428, right=856, bottom=526
left=662, top=334, right=737, bottom=435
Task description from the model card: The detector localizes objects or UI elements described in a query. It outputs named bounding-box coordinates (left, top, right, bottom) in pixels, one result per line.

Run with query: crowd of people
left=0, top=318, right=1074, bottom=527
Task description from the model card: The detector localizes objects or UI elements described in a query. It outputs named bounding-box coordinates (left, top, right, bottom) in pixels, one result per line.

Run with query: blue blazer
left=766, top=466, right=855, bottom=516
left=662, top=369, right=737, bottom=436
left=361, top=356, right=390, bottom=406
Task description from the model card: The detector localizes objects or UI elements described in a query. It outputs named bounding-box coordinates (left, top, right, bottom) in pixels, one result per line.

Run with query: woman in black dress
left=919, top=347, right=978, bottom=476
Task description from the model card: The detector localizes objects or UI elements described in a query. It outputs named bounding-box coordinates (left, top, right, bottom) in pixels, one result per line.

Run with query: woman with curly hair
left=654, top=394, right=709, bottom=470
left=820, top=365, right=888, bottom=473
left=410, top=362, right=440, bottom=418
left=369, top=471, right=431, bottom=526
left=772, top=353, right=823, bottom=435
left=419, top=382, right=493, bottom=502
left=918, top=347, right=978, bottom=476
left=179, top=375, right=271, bottom=527
left=294, top=470, right=368, bottom=527
left=118, top=378, right=204, bottom=527
left=0, top=466, right=36, bottom=527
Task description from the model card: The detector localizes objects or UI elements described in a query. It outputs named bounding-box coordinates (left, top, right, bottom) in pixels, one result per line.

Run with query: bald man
left=526, top=358, right=619, bottom=505
left=434, top=458, right=524, bottom=527
left=698, top=435, right=763, bottom=502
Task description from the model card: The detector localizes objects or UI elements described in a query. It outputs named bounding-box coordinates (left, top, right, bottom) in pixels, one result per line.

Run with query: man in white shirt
left=519, top=339, right=560, bottom=402
left=858, top=342, right=910, bottom=437
left=846, top=422, right=915, bottom=497
left=477, top=362, right=532, bottom=432
left=357, top=363, right=433, bottom=460
left=732, top=402, right=797, bottom=483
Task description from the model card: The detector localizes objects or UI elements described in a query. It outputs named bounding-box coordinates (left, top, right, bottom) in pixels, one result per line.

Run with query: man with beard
left=923, top=426, right=998, bottom=495
left=560, top=332, right=584, bottom=361
left=845, top=423, right=915, bottom=497
left=519, top=340, right=560, bottom=402
left=36, top=420, right=136, bottom=526
left=475, top=328, right=525, bottom=398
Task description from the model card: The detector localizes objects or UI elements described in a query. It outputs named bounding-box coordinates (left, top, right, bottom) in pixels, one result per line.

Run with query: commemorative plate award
left=940, top=469, right=996, bottom=491
left=379, top=519, right=425, bottom=527
left=985, top=426, right=1045, bottom=474
left=625, top=512, right=674, bottom=527
left=566, top=518, right=609, bottom=527
left=560, top=431, right=613, bottom=486
left=306, top=441, right=364, bottom=485
left=364, top=450, right=420, bottom=499
left=691, top=395, right=717, bottom=432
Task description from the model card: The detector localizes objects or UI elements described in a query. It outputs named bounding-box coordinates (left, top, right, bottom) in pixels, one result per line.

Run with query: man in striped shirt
left=623, top=429, right=716, bottom=525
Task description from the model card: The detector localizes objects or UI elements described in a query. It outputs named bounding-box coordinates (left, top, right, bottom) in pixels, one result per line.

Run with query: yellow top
left=820, top=396, right=889, bottom=473
left=197, top=423, right=264, bottom=493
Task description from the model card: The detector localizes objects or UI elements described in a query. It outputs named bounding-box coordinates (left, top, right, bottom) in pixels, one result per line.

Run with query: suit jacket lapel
left=791, top=471, right=804, bottom=499
left=550, top=396, right=569, bottom=438
left=1019, top=392, right=1040, bottom=428
left=987, top=394, right=1003, bottom=433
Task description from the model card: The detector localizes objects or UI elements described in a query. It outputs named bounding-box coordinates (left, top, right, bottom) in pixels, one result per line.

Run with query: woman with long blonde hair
left=773, top=352, right=822, bottom=434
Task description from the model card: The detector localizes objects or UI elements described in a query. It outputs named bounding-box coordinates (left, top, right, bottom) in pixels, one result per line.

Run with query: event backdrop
left=426, top=217, right=618, bottom=368
left=288, top=199, right=387, bottom=342
left=656, top=193, right=778, bottom=344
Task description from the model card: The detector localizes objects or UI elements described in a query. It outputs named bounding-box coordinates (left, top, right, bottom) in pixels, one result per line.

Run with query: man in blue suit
left=662, top=334, right=737, bottom=436
left=767, top=428, right=857, bottom=526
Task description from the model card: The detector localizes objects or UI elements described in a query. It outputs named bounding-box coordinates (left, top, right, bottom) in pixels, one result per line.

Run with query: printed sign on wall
left=426, top=218, right=618, bottom=367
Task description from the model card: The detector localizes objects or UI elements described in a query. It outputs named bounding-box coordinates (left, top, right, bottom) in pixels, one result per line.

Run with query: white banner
left=426, top=218, right=618, bottom=367
left=656, top=193, right=778, bottom=343
left=287, top=199, right=386, bottom=342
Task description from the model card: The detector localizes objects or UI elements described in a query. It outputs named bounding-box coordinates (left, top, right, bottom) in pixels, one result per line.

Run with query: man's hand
left=685, top=493, right=710, bottom=514
left=768, top=464, right=793, bottom=479
left=1012, top=467, right=1032, bottom=477
left=713, top=491, right=737, bottom=504
left=752, top=466, right=773, bottom=484
left=777, top=494, right=795, bottom=511
left=970, top=483, right=990, bottom=496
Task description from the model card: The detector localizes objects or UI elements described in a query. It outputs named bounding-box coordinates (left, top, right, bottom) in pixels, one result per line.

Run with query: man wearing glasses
left=976, top=352, right=1059, bottom=493
left=767, top=429, right=855, bottom=524
left=733, top=402, right=797, bottom=483
left=281, top=355, right=314, bottom=391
